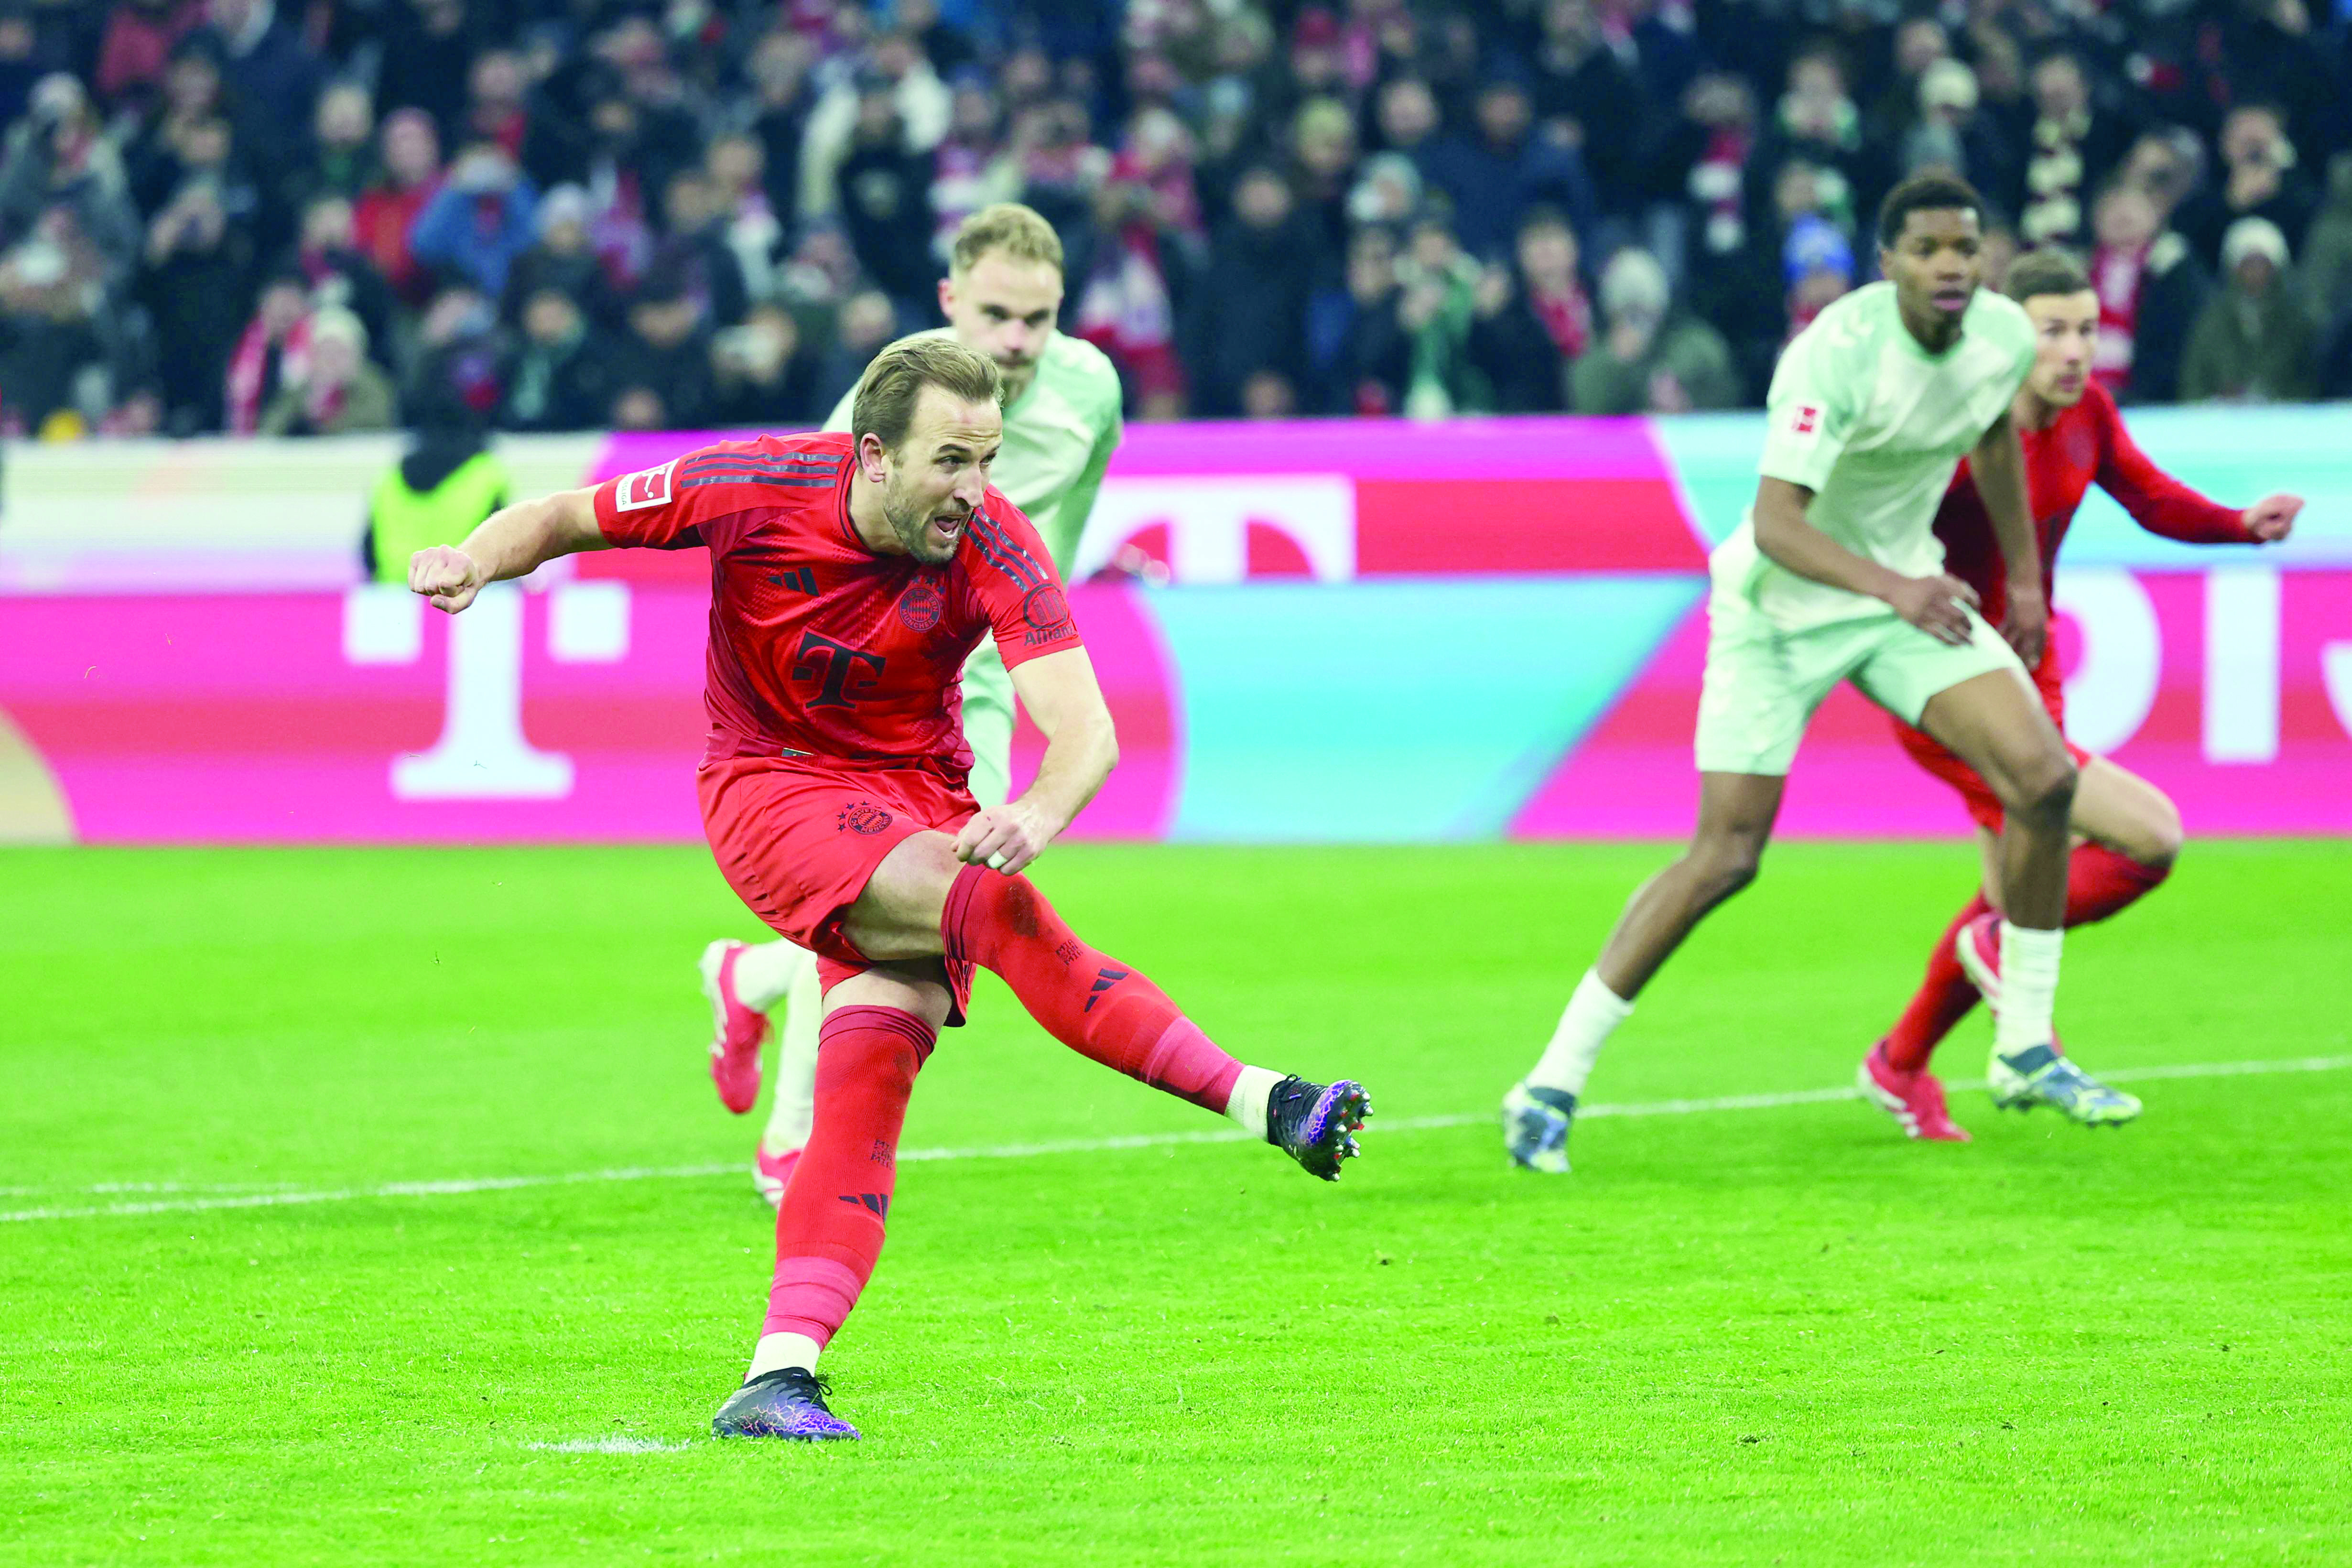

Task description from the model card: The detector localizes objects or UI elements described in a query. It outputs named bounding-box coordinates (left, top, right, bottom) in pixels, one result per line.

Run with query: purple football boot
left=709, top=1367, right=859, bottom=1441
left=1265, top=1075, right=1371, bottom=1181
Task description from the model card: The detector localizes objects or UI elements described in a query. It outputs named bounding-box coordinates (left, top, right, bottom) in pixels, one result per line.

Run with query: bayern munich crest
left=836, top=801, right=893, bottom=836
left=897, top=580, right=945, bottom=632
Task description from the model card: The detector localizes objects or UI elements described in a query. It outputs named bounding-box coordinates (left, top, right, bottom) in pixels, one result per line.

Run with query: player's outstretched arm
left=954, top=648, right=1117, bottom=876
left=407, top=486, right=608, bottom=614
left=1969, top=410, right=2047, bottom=665
left=1751, top=476, right=1980, bottom=645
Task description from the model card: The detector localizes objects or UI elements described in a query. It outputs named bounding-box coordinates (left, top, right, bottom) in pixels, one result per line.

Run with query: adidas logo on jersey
left=767, top=566, right=818, bottom=595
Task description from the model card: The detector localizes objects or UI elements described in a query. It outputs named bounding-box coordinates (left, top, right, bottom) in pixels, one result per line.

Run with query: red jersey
left=592, top=432, right=1083, bottom=773
left=1936, top=381, right=2251, bottom=627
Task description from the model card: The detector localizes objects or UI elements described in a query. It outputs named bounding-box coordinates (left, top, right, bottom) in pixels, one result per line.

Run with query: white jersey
left=1710, top=281, right=2036, bottom=630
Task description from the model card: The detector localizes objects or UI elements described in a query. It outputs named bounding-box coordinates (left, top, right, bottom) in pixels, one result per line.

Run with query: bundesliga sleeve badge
left=614, top=459, right=679, bottom=511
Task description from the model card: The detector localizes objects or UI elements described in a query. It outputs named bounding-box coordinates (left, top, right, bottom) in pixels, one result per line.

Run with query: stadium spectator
left=405, top=279, right=502, bottom=423
left=1529, top=0, right=1648, bottom=217
left=928, top=74, right=1018, bottom=259
left=195, top=0, right=321, bottom=182
left=257, top=303, right=393, bottom=434
left=1070, top=158, right=1191, bottom=418
left=609, top=271, right=714, bottom=430
left=1191, top=164, right=1318, bottom=415
left=1568, top=246, right=1739, bottom=415
left=709, top=302, right=821, bottom=427
left=1780, top=211, right=1853, bottom=344
left=222, top=267, right=309, bottom=434
left=408, top=140, right=536, bottom=299
left=830, top=77, right=939, bottom=321
left=650, top=169, right=749, bottom=333
left=287, top=194, right=393, bottom=366
left=2086, top=180, right=2206, bottom=403
left=96, top=0, right=206, bottom=112
left=1751, top=44, right=1883, bottom=250
left=2017, top=47, right=2131, bottom=249
left=0, top=5, right=38, bottom=132
left=1393, top=210, right=1487, bottom=416
left=375, top=0, right=481, bottom=137
left=746, top=28, right=819, bottom=223
left=705, top=132, right=784, bottom=305
left=1305, top=222, right=1408, bottom=415
left=1467, top=205, right=1589, bottom=413
left=2298, top=152, right=2352, bottom=373
left=1899, top=60, right=2019, bottom=206
left=137, top=117, right=252, bottom=432
left=800, top=32, right=950, bottom=222
left=811, top=286, right=899, bottom=413
left=1417, top=74, right=1598, bottom=261
left=495, top=285, right=613, bottom=433
left=498, top=182, right=612, bottom=329
left=1289, top=97, right=1357, bottom=257
left=2181, top=216, right=2319, bottom=400
left=285, top=81, right=375, bottom=216
left=2177, top=103, right=2318, bottom=275
left=353, top=108, right=440, bottom=305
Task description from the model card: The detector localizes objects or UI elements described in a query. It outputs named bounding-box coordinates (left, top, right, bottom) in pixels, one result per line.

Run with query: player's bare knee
left=2131, top=799, right=2185, bottom=870
left=1683, top=834, right=1764, bottom=907
left=2001, top=749, right=2077, bottom=830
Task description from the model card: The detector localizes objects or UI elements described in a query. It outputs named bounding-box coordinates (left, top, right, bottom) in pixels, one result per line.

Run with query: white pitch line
left=6, top=1054, right=2347, bottom=1226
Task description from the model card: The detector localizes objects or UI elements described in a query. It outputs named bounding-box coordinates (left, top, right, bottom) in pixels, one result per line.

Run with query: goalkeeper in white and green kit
left=698, top=203, right=1126, bottom=1201
left=1502, top=173, right=2115, bottom=1175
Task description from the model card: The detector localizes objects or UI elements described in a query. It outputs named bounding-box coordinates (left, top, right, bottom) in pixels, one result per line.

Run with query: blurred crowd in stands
left=0, top=0, right=2348, bottom=439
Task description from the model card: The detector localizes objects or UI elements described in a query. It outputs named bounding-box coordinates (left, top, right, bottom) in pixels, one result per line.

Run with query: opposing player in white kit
left=699, top=204, right=1126, bottom=1200
left=1502, top=174, right=2092, bottom=1173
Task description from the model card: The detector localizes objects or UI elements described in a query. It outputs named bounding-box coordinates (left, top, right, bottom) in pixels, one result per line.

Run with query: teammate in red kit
left=407, top=337, right=1369, bottom=1441
left=1859, top=251, right=2301, bottom=1141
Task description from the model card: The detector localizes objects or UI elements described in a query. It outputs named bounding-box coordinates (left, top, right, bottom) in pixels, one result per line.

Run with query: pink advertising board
left=1, top=415, right=2346, bottom=844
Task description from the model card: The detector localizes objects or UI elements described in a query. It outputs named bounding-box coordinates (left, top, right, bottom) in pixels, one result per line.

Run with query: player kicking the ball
left=1502, top=174, right=2082, bottom=1174
left=409, top=336, right=1367, bottom=1441
left=699, top=204, right=1127, bottom=1206
left=1859, top=250, right=2301, bottom=1141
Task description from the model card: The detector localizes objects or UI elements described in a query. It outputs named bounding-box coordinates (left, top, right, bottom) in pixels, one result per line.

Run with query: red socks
left=1883, top=845, right=2173, bottom=1072
left=942, top=863, right=1246, bottom=1114
left=2064, top=842, right=2170, bottom=926
left=762, top=1006, right=933, bottom=1347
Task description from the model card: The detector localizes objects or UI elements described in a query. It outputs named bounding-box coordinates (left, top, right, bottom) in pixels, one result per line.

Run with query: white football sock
left=759, top=960, right=824, bottom=1155
left=1994, top=922, right=2062, bottom=1057
left=1223, top=1065, right=1283, bottom=1138
left=1524, top=969, right=1634, bottom=1097
left=732, top=939, right=815, bottom=1014
left=746, top=1331, right=822, bottom=1381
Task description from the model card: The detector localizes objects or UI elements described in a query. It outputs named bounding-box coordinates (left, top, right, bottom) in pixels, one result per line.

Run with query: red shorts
left=698, top=755, right=980, bottom=1021
left=1891, top=648, right=2089, bottom=832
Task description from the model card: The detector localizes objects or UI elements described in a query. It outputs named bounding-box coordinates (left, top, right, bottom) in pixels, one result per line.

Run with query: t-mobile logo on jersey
left=792, top=630, right=886, bottom=709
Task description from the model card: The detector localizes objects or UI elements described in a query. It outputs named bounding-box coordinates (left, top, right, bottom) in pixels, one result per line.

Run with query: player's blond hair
left=850, top=334, right=1005, bottom=453
left=949, top=202, right=1064, bottom=280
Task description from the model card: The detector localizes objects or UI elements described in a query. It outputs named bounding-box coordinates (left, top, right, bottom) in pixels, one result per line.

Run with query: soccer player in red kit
left=407, top=336, right=1370, bottom=1441
left=1858, top=251, right=2300, bottom=1141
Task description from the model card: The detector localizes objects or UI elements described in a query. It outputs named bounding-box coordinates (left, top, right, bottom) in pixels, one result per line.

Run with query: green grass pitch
left=5, top=840, right=2349, bottom=1566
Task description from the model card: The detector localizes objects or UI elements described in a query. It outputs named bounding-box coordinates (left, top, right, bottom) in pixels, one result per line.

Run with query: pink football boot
left=700, top=941, right=770, bottom=1115
left=754, top=1146, right=800, bottom=1207
left=1857, top=1040, right=1972, bottom=1142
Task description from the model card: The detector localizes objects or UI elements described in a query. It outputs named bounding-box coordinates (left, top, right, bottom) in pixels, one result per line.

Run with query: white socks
left=732, top=939, right=815, bottom=1014
left=759, top=959, right=825, bottom=1154
left=1223, top=1065, right=1284, bottom=1138
left=1525, top=970, right=1634, bottom=1097
left=747, top=1331, right=822, bottom=1381
left=1994, top=921, right=2062, bottom=1057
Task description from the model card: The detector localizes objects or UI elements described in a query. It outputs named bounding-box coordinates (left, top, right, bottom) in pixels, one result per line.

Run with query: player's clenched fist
left=409, top=546, right=485, bottom=613
left=953, top=801, right=1052, bottom=876
left=2242, top=493, right=2301, bottom=543
left=1886, top=572, right=1980, bottom=647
